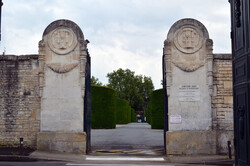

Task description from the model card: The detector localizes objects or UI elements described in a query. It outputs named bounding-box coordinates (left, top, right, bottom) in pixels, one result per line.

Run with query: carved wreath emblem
left=172, top=26, right=205, bottom=72
left=47, top=63, right=79, bottom=73
left=48, top=28, right=77, bottom=55
left=174, top=27, right=202, bottom=54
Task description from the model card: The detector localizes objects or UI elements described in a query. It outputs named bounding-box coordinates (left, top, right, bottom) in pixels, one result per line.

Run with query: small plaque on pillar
left=170, top=115, right=182, bottom=124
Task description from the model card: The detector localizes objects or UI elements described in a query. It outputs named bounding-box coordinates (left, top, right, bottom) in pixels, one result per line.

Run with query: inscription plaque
left=178, top=85, right=200, bottom=101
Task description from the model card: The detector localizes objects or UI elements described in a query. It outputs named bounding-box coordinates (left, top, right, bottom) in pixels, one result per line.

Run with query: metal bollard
left=20, top=138, right=23, bottom=155
left=228, top=141, right=232, bottom=159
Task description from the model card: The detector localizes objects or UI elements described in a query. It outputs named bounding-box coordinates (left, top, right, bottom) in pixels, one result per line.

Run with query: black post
left=84, top=47, right=91, bottom=154
left=19, top=138, right=23, bottom=155
left=228, top=141, right=232, bottom=159
left=162, top=48, right=169, bottom=155
left=0, top=0, right=3, bottom=42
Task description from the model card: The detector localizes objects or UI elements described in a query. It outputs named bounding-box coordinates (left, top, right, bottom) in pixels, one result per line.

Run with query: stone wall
left=212, top=54, right=233, bottom=130
left=164, top=18, right=234, bottom=155
left=0, top=55, right=40, bottom=148
left=0, top=54, right=234, bottom=154
left=212, top=54, right=234, bottom=154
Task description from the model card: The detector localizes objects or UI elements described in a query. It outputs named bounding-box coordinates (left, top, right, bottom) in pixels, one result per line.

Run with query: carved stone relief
left=172, top=26, right=205, bottom=72
left=163, top=18, right=213, bottom=132
left=48, top=28, right=77, bottom=55
left=39, top=19, right=88, bottom=133
left=174, top=26, right=202, bottom=54
left=47, top=63, right=78, bottom=74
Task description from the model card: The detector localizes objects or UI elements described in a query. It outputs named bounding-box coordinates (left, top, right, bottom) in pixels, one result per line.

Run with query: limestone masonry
left=0, top=55, right=40, bottom=147
left=164, top=19, right=233, bottom=154
left=0, top=19, right=89, bottom=154
left=0, top=18, right=233, bottom=155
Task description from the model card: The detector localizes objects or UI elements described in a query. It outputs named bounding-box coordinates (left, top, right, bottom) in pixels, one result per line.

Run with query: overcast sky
left=1, top=0, right=231, bottom=89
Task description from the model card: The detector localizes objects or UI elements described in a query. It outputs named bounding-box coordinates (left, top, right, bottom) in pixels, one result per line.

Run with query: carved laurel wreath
left=47, top=63, right=78, bottom=73
left=172, top=61, right=205, bottom=72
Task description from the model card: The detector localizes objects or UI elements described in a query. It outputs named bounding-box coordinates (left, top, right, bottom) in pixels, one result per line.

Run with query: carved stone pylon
left=164, top=18, right=215, bottom=155
left=37, top=19, right=89, bottom=154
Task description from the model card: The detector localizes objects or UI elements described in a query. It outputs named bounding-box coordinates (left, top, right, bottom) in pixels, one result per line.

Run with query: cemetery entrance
left=0, top=18, right=234, bottom=157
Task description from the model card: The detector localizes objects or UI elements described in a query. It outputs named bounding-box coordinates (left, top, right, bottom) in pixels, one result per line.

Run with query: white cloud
left=0, top=0, right=231, bottom=89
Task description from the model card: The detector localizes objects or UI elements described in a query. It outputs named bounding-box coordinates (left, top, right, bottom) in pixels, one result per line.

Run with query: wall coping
left=213, top=54, right=232, bottom=60
left=0, top=54, right=39, bottom=61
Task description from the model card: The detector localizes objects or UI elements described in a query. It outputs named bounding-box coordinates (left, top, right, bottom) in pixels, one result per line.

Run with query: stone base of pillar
left=166, top=130, right=216, bottom=155
left=37, top=132, right=86, bottom=154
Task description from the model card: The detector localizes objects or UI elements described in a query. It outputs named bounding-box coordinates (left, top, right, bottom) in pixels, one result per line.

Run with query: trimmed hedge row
left=116, top=98, right=130, bottom=124
left=131, top=108, right=137, bottom=122
left=149, top=89, right=164, bottom=129
left=91, top=85, right=135, bottom=128
left=145, top=100, right=152, bottom=125
left=91, top=85, right=116, bottom=129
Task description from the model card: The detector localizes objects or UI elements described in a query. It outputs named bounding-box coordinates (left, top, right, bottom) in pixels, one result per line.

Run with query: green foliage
left=116, top=98, right=130, bottom=124
left=145, top=100, right=152, bottom=124
left=107, top=68, right=154, bottom=111
left=151, top=89, right=164, bottom=129
left=91, top=76, right=103, bottom=86
left=131, top=108, right=137, bottom=122
left=127, top=105, right=131, bottom=123
left=91, top=85, right=116, bottom=129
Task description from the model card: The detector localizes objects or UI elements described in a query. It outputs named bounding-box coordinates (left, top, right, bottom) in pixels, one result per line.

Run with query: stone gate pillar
left=164, top=19, right=216, bottom=154
left=37, top=20, right=89, bottom=154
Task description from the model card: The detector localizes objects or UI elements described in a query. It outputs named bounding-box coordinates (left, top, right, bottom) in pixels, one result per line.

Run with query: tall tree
left=107, top=68, right=154, bottom=111
left=91, top=76, right=103, bottom=86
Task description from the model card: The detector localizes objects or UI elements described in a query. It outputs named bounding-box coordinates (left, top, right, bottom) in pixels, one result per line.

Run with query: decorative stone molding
left=172, top=61, right=205, bottom=72
left=38, top=19, right=88, bottom=98
left=174, top=26, right=203, bottom=54
left=206, top=39, right=214, bottom=96
left=38, top=19, right=88, bottom=132
left=48, top=28, right=77, bottom=55
left=164, top=39, right=172, bottom=96
left=47, top=63, right=78, bottom=73
left=171, top=25, right=205, bottom=72
left=80, top=53, right=87, bottom=97
left=163, top=18, right=213, bottom=133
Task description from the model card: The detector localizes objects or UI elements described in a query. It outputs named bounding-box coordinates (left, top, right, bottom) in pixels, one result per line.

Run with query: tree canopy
left=91, top=76, right=103, bottom=86
left=107, top=68, right=154, bottom=111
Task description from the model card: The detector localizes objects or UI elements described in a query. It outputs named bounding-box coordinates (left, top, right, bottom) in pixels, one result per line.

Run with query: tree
left=91, top=76, right=103, bottom=86
left=107, top=68, right=154, bottom=111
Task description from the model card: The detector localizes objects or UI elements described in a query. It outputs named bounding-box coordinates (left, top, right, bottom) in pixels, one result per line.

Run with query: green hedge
left=116, top=98, right=130, bottom=124
left=91, top=85, right=116, bottom=129
left=131, top=108, right=137, bottom=122
left=151, top=89, right=164, bottom=129
left=127, top=105, right=131, bottom=123
left=145, top=100, right=152, bottom=124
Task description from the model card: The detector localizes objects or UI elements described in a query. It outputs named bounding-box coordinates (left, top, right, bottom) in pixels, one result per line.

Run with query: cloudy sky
left=1, top=0, right=231, bottom=89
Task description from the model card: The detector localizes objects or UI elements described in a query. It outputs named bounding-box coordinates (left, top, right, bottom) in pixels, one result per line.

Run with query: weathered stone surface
left=164, top=19, right=234, bottom=155
left=216, top=130, right=234, bottom=154
left=37, top=132, right=86, bottom=154
left=39, top=19, right=88, bottom=132
left=0, top=55, right=40, bottom=148
left=0, top=18, right=234, bottom=156
left=164, top=18, right=213, bottom=131
left=212, top=54, right=233, bottom=131
left=166, top=131, right=216, bottom=155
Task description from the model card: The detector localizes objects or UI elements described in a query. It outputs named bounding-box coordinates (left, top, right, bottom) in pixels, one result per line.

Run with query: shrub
left=131, top=108, right=137, bottom=122
left=127, top=104, right=132, bottom=123
left=116, top=98, right=130, bottom=124
left=151, top=89, right=164, bottom=129
left=145, top=100, right=152, bottom=124
left=91, top=85, right=116, bottom=129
